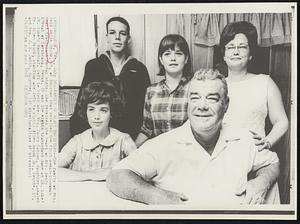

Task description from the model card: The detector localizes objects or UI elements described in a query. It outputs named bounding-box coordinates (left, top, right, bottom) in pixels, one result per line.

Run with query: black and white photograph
left=3, top=2, right=297, bottom=220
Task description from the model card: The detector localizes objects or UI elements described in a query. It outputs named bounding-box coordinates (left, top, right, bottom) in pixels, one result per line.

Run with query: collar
left=176, top=120, right=242, bottom=158
left=80, top=128, right=122, bottom=151
left=104, top=51, right=133, bottom=65
left=161, top=75, right=189, bottom=85
left=160, top=75, right=189, bottom=92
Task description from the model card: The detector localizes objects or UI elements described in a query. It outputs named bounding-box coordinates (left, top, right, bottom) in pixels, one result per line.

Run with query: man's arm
left=106, top=169, right=188, bottom=204
left=235, top=162, right=280, bottom=204
left=58, top=167, right=111, bottom=182
left=135, top=133, right=149, bottom=148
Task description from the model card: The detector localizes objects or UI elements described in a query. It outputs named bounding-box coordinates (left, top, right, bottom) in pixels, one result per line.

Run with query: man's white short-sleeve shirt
left=114, top=121, right=279, bottom=206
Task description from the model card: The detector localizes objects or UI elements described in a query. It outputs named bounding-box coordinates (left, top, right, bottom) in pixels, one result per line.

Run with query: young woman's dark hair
left=77, top=81, right=123, bottom=126
left=106, top=16, right=130, bottom=36
left=157, top=34, right=192, bottom=79
left=216, top=21, right=258, bottom=76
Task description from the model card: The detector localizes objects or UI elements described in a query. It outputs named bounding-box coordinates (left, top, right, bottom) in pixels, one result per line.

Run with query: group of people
left=58, top=16, right=288, bottom=205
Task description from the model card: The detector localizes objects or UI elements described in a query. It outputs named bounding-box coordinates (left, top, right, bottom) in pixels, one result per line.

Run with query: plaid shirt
left=140, top=76, right=190, bottom=138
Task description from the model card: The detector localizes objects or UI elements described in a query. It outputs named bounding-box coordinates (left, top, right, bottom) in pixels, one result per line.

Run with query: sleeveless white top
left=223, top=74, right=269, bottom=137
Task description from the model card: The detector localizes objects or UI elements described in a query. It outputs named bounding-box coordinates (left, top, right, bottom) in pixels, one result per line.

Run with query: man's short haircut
left=191, top=69, right=228, bottom=100
left=106, top=16, right=130, bottom=35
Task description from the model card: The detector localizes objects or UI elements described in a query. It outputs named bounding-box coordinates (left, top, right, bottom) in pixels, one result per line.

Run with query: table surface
left=56, top=181, right=288, bottom=211
left=56, top=181, right=145, bottom=210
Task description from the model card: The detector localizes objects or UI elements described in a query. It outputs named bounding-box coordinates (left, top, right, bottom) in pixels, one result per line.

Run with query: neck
left=92, top=127, right=110, bottom=141
left=191, top=125, right=221, bottom=155
left=109, top=51, right=127, bottom=66
left=165, top=72, right=183, bottom=91
left=227, top=68, right=248, bottom=81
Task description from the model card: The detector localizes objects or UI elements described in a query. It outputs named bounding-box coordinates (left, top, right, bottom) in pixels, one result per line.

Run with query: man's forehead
left=108, top=21, right=128, bottom=31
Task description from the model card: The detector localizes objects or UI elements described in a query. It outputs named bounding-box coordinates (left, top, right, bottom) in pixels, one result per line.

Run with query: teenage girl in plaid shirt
left=135, top=34, right=192, bottom=147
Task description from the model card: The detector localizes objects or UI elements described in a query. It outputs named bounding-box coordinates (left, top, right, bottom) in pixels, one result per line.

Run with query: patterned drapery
left=193, top=13, right=292, bottom=47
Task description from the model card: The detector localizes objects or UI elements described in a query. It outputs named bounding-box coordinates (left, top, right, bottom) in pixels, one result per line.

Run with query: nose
left=197, top=99, right=209, bottom=111
left=93, top=111, right=102, bottom=120
left=233, top=46, right=239, bottom=55
left=115, top=32, right=120, bottom=40
left=170, top=52, right=176, bottom=61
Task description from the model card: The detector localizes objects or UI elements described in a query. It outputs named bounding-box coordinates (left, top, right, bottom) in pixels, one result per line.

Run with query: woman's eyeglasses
left=225, top=43, right=249, bottom=54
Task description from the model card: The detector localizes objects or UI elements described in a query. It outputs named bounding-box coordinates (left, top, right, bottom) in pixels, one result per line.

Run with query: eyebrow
left=207, top=93, right=220, bottom=97
left=108, top=28, right=127, bottom=32
left=87, top=105, right=109, bottom=108
left=189, top=92, right=221, bottom=97
left=226, top=42, right=248, bottom=46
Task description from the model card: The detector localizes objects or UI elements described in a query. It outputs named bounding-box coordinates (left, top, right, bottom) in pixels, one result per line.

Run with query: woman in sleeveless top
left=218, top=21, right=288, bottom=152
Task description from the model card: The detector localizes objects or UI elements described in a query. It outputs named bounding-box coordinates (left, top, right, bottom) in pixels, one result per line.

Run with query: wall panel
left=144, top=14, right=167, bottom=84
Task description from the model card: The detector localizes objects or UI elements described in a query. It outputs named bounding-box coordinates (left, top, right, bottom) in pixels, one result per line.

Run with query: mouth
left=194, top=114, right=212, bottom=118
left=113, top=43, right=122, bottom=47
left=92, top=122, right=103, bottom=126
left=169, top=63, right=178, bottom=66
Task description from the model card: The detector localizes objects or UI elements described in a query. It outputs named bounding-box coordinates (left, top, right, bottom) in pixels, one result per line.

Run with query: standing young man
left=70, top=17, right=150, bottom=139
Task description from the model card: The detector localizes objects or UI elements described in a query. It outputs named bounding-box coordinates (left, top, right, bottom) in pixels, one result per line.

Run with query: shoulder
left=148, top=81, right=163, bottom=89
left=61, top=129, right=91, bottom=152
left=143, top=124, right=184, bottom=148
left=221, top=125, right=254, bottom=145
left=85, top=54, right=109, bottom=67
left=128, top=57, right=146, bottom=68
left=109, top=128, right=133, bottom=141
left=126, top=58, right=149, bottom=74
left=73, top=128, right=93, bottom=144
left=144, top=81, right=164, bottom=97
left=248, top=73, right=270, bottom=82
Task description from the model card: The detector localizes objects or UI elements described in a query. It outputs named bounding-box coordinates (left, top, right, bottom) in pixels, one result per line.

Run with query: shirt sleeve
left=113, top=140, right=158, bottom=181
left=250, top=144, right=280, bottom=172
left=58, top=136, right=80, bottom=168
left=140, top=88, right=154, bottom=138
left=121, top=134, right=137, bottom=157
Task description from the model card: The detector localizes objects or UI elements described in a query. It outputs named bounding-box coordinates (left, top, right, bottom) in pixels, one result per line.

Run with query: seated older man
left=106, top=69, right=280, bottom=205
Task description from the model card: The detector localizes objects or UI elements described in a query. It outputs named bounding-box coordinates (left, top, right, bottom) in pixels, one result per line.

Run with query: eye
left=207, top=97, right=219, bottom=102
left=101, top=108, right=109, bottom=113
left=190, top=95, right=200, bottom=101
left=238, top=45, right=248, bottom=50
left=87, top=107, right=94, bottom=112
left=175, top=51, right=184, bottom=55
left=120, top=31, right=127, bottom=36
left=163, top=51, right=171, bottom=56
left=108, top=30, right=115, bottom=35
left=226, top=46, right=235, bottom=50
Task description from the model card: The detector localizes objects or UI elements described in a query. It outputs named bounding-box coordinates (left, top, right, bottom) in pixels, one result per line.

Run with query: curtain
left=193, top=13, right=292, bottom=47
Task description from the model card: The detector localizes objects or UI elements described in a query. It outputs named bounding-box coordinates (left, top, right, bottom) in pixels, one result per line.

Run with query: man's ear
left=224, top=96, right=230, bottom=113
left=127, top=35, right=131, bottom=44
left=106, top=33, right=109, bottom=43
